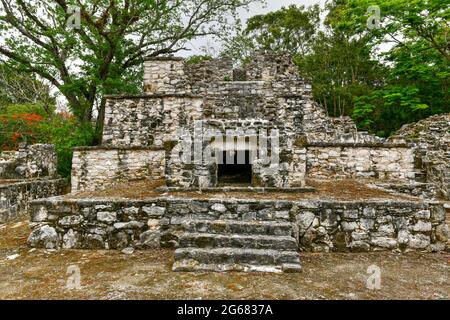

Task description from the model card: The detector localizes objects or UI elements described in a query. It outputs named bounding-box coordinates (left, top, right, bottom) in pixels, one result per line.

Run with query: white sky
left=180, top=0, right=325, bottom=57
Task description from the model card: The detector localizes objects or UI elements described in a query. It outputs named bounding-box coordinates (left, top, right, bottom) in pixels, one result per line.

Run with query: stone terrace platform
left=28, top=179, right=449, bottom=272
left=0, top=144, right=68, bottom=223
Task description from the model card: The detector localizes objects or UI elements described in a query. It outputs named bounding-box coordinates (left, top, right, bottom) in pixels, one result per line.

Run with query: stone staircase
left=172, top=219, right=301, bottom=273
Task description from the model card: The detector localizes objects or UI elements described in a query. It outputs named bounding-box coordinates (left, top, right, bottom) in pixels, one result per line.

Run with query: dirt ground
left=0, top=218, right=448, bottom=300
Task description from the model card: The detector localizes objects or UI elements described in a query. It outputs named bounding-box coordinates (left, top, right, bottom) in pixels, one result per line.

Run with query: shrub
left=0, top=106, right=94, bottom=177
left=0, top=112, right=43, bottom=150
left=36, top=115, right=95, bottom=177
left=1, top=103, right=54, bottom=117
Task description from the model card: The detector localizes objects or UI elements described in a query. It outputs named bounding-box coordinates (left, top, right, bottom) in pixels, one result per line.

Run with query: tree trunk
left=94, top=97, right=107, bottom=145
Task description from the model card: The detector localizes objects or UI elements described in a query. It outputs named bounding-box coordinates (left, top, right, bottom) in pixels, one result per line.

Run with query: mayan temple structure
left=27, top=53, right=449, bottom=273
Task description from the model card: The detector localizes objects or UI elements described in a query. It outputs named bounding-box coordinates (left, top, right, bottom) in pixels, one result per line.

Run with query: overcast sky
left=181, top=0, right=325, bottom=57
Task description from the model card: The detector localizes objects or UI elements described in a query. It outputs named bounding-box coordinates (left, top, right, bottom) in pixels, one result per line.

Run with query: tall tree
left=0, top=0, right=260, bottom=129
left=338, top=0, right=450, bottom=135
left=340, top=0, right=450, bottom=61
left=221, top=3, right=385, bottom=117
left=298, top=30, right=385, bottom=117
left=221, top=4, right=320, bottom=62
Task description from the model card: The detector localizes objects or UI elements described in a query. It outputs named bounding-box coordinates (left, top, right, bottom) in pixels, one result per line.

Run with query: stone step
left=184, top=219, right=293, bottom=236
left=174, top=247, right=300, bottom=266
left=172, top=260, right=301, bottom=273
left=179, top=232, right=298, bottom=250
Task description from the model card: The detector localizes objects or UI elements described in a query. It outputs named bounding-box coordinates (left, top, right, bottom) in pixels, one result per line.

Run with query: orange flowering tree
left=0, top=107, right=94, bottom=177
left=0, top=113, right=44, bottom=150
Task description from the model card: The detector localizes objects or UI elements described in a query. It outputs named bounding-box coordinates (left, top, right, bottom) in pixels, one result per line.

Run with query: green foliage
left=38, top=116, right=95, bottom=177
left=221, top=4, right=320, bottom=61
left=353, top=85, right=430, bottom=136
left=0, top=64, right=55, bottom=113
left=340, top=0, right=450, bottom=135
left=222, top=0, right=449, bottom=136
left=0, top=0, right=261, bottom=127
left=340, top=0, right=450, bottom=61
left=245, top=4, right=321, bottom=55
left=297, top=31, right=386, bottom=117
left=185, top=55, right=213, bottom=65
left=222, top=3, right=385, bottom=118
left=1, top=103, right=54, bottom=117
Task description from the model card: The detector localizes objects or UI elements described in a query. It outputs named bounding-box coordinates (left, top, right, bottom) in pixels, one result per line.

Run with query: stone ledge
left=30, top=194, right=441, bottom=207
left=72, top=146, right=165, bottom=152
left=144, top=56, right=184, bottom=61
left=156, top=186, right=316, bottom=193
left=28, top=194, right=448, bottom=252
left=0, top=178, right=68, bottom=190
left=104, top=93, right=202, bottom=100
left=0, top=178, right=68, bottom=223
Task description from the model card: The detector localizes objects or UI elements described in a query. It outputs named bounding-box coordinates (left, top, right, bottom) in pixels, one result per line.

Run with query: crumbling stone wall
left=296, top=199, right=447, bottom=252
left=391, top=113, right=450, bottom=149
left=142, top=54, right=343, bottom=137
left=306, top=143, right=416, bottom=180
left=71, top=147, right=165, bottom=192
left=0, top=144, right=57, bottom=179
left=390, top=113, right=450, bottom=199
left=102, top=95, right=203, bottom=147
left=141, top=54, right=386, bottom=145
left=28, top=196, right=448, bottom=252
left=0, top=179, right=67, bottom=223
left=0, top=143, right=65, bottom=222
left=143, top=57, right=187, bottom=94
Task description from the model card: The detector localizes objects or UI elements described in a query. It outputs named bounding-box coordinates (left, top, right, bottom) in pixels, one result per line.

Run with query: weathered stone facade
left=306, top=143, right=415, bottom=180
left=0, top=143, right=58, bottom=179
left=88, top=53, right=421, bottom=190
left=0, top=144, right=68, bottom=222
left=71, top=146, right=165, bottom=192
left=390, top=113, right=450, bottom=200
left=0, top=178, right=67, bottom=223
left=27, top=53, right=449, bottom=272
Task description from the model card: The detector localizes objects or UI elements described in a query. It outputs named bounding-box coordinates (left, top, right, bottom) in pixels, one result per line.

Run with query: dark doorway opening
left=217, top=150, right=252, bottom=186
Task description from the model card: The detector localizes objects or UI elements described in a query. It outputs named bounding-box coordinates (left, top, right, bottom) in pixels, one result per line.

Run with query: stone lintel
left=143, top=56, right=184, bottom=61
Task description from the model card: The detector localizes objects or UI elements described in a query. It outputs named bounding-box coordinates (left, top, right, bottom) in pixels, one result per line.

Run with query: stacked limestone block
left=71, top=146, right=165, bottom=192
left=0, top=144, right=67, bottom=223
left=28, top=197, right=448, bottom=254
left=389, top=113, right=450, bottom=200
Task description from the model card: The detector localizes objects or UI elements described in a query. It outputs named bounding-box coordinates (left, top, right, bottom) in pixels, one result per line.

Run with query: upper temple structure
left=71, top=53, right=423, bottom=192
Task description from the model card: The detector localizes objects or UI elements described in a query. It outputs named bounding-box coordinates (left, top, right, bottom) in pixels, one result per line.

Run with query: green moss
left=185, top=55, right=213, bottom=65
